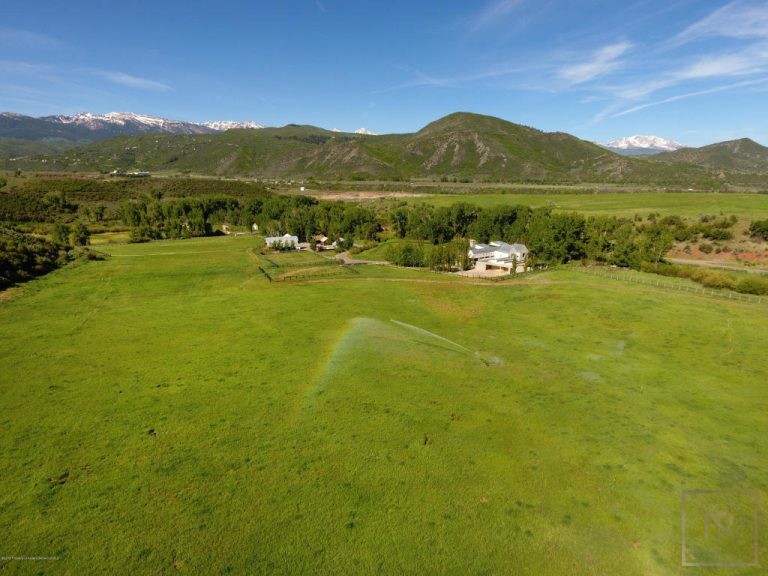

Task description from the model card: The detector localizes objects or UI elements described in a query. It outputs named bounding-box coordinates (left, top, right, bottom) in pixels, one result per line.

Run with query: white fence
left=570, top=266, right=767, bottom=305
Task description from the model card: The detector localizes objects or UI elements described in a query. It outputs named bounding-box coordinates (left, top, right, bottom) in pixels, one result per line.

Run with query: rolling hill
left=651, top=138, right=768, bottom=172
left=3, top=112, right=764, bottom=187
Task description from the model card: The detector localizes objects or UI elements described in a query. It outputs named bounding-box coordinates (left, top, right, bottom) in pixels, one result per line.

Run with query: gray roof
left=265, top=234, right=298, bottom=245
left=470, top=241, right=528, bottom=258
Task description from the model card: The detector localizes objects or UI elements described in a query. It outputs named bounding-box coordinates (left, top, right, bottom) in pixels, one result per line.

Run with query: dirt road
left=667, top=257, right=767, bottom=274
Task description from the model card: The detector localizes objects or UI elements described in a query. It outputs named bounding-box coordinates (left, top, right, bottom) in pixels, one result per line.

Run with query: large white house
left=468, top=240, right=528, bottom=273
left=265, top=233, right=299, bottom=249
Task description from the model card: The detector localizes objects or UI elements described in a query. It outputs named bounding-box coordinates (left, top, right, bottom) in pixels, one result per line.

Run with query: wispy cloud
left=93, top=71, right=171, bottom=92
left=0, top=60, right=51, bottom=75
left=677, top=49, right=767, bottom=80
left=377, top=62, right=532, bottom=93
left=582, top=3, right=768, bottom=123
left=612, top=43, right=768, bottom=100
left=468, top=0, right=524, bottom=34
left=558, top=42, right=634, bottom=86
left=611, top=76, right=768, bottom=118
left=671, top=1, right=768, bottom=45
left=0, top=28, right=60, bottom=49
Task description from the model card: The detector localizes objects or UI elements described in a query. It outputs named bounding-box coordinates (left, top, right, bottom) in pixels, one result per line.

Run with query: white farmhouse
left=468, top=240, right=528, bottom=274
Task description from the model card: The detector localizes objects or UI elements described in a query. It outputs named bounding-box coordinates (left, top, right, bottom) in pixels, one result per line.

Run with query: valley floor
left=1, top=235, right=767, bottom=574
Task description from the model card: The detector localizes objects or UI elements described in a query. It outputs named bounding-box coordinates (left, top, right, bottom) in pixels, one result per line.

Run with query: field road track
left=667, top=257, right=768, bottom=274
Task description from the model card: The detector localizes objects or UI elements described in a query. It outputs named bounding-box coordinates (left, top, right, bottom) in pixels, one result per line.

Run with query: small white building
left=469, top=240, right=528, bottom=274
left=264, top=233, right=299, bottom=249
left=314, top=234, right=344, bottom=251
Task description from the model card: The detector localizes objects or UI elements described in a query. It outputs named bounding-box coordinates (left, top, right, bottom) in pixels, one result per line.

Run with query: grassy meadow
left=410, top=191, right=768, bottom=220
left=1, top=235, right=768, bottom=574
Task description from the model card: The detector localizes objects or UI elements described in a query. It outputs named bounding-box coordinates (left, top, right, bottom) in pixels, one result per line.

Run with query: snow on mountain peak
left=201, top=120, right=264, bottom=131
left=39, top=111, right=263, bottom=135
left=47, top=111, right=198, bottom=131
left=603, top=134, right=685, bottom=152
left=354, top=127, right=378, bottom=135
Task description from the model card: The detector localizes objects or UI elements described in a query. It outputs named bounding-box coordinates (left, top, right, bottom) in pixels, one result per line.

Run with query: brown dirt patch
left=0, top=286, right=23, bottom=303
left=308, top=191, right=426, bottom=201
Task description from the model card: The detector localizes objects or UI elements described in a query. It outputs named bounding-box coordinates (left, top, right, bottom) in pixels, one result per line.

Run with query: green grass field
left=411, top=192, right=768, bottom=219
left=89, top=231, right=132, bottom=245
left=2, top=235, right=767, bottom=574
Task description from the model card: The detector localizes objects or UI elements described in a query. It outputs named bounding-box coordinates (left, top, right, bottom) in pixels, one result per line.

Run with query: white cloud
left=0, top=28, right=59, bottom=49
left=672, top=1, right=768, bottom=45
left=611, top=76, right=768, bottom=118
left=0, top=60, right=50, bottom=75
left=377, top=62, right=531, bottom=93
left=558, top=42, right=633, bottom=86
left=677, top=51, right=763, bottom=79
left=610, top=42, right=768, bottom=101
left=94, top=71, right=171, bottom=92
left=468, top=0, right=524, bottom=34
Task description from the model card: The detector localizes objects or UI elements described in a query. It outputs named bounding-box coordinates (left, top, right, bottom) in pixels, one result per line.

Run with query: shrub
left=698, top=271, right=735, bottom=291
left=52, top=223, right=71, bottom=246
left=69, top=221, right=90, bottom=246
left=699, top=242, right=713, bottom=254
left=0, top=227, right=72, bottom=289
left=703, top=228, right=732, bottom=241
left=736, top=276, right=768, bottom=295
left=749, top=219, right=768, bottom=240
left=386, top=242, right=425, bottom=267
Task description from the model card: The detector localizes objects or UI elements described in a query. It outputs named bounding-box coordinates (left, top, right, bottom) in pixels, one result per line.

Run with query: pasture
left=1, top=235, right=767, bottom=574
left=408, top=191, right=768, bottom=220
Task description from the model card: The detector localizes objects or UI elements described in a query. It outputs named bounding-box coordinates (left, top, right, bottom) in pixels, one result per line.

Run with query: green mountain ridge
left=4, top=112, right=767, bottom=187
left=651, top=138, right=768, bottom=172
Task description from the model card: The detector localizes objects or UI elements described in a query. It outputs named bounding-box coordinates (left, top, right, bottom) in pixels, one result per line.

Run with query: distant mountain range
left=0, top=112, right=263, bottom=143
left=2, top=111, right=767, bottom=186
left=601, top=135, right=686, bottom=156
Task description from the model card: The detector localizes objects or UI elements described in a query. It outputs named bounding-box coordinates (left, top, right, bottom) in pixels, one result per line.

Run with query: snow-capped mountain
left=201, top=120, right=263, bottom=130
left=601, top=135, right=686, bottom=156
left=43, top=112, right=215, bottom=135
left=0, top=111, right=264, bottom=142
left=354, top=127, right=378, bottom=135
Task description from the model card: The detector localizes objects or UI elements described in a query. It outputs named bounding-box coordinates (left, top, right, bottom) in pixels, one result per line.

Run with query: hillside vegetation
left=7, top=112, right=765, bottom=187
left=652, top=138, right=768, bottom=172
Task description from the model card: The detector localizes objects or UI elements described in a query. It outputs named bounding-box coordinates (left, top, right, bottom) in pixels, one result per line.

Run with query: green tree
left=638, top=223, right=673, bottom=264
left=584, top=216, right=618, bottom=263
left=52, top=223, right=71, bottom=246
left=390, top=208, right=408, bottom=238
left=610, top=223, right=640, bottom=268
left=93, top=204, right=106, bottom=222
left=69, top=221, right=91, bottom=246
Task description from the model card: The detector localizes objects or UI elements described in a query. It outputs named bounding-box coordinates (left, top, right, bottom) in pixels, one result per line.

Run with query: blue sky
left=1, top=0, right=768, bottom=145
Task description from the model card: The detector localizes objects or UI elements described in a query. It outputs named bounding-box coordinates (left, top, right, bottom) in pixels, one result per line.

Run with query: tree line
left=113, top=193, right=755, bottom=274
left=118, top=194, right=381, bottom=244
